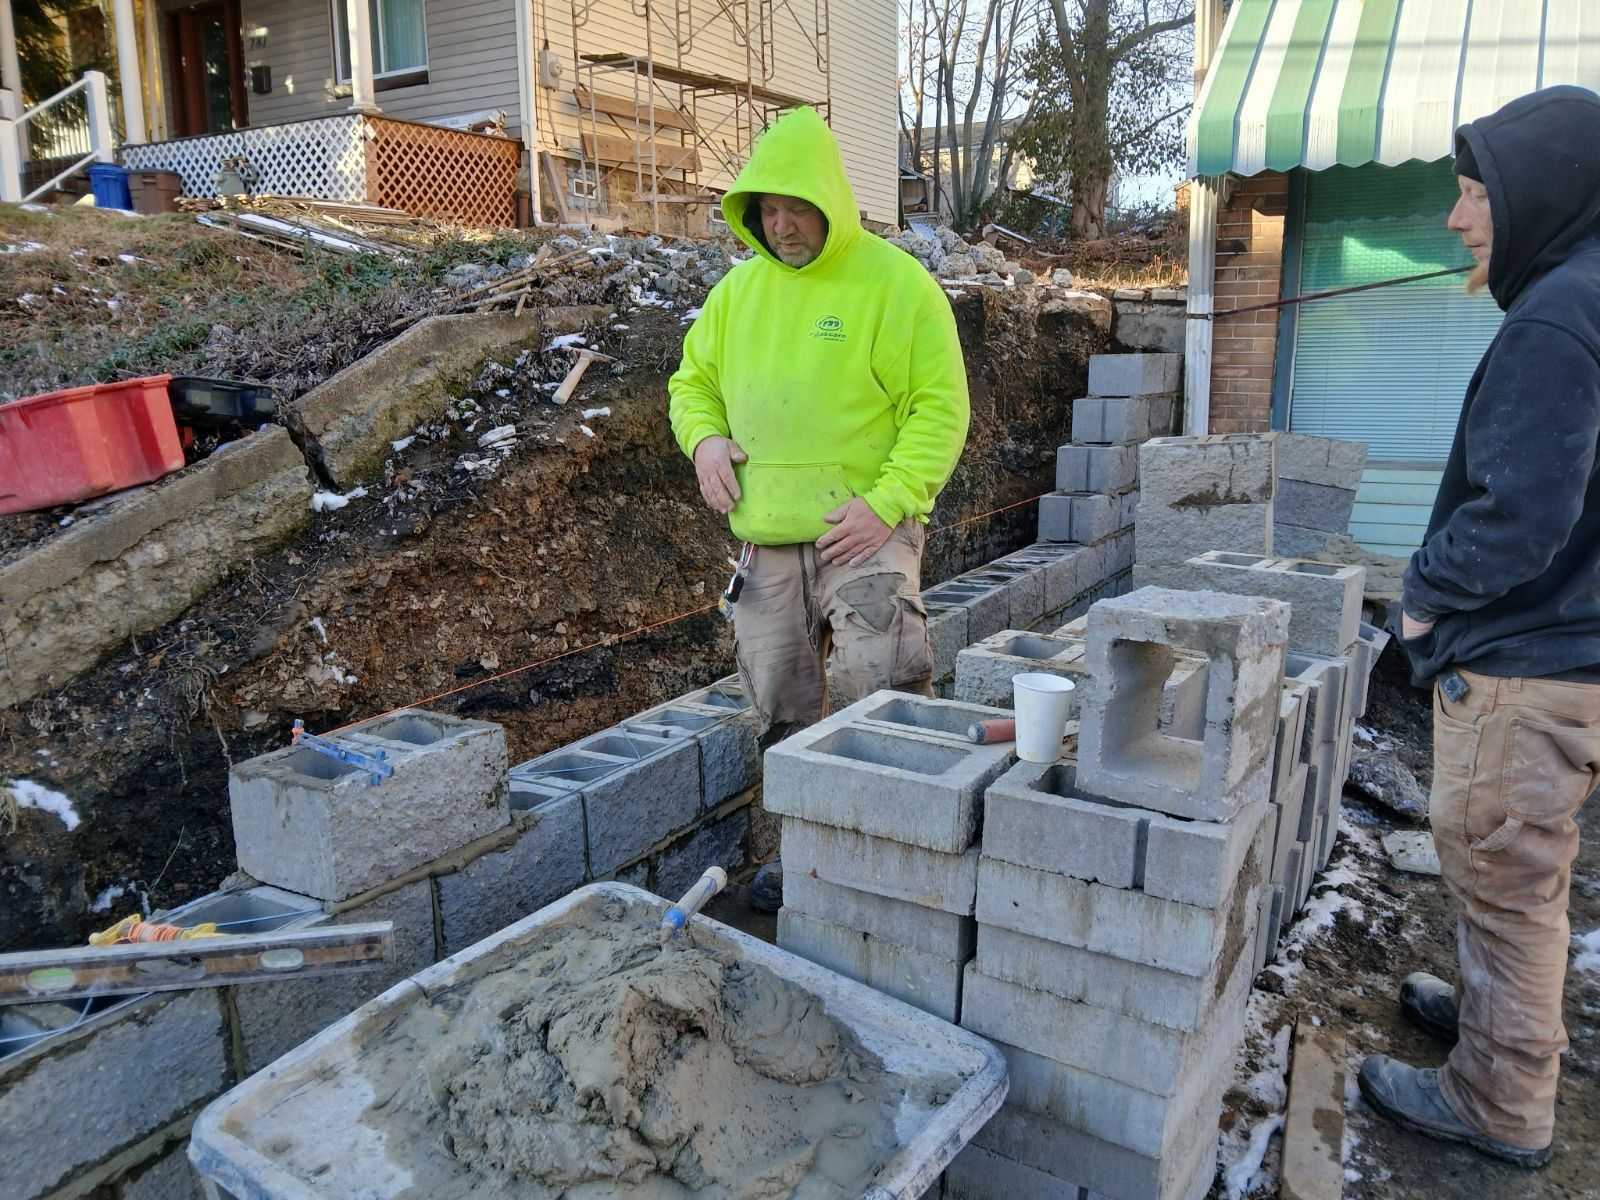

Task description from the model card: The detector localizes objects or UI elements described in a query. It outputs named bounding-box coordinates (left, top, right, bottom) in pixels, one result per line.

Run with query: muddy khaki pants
left=732, top=520, right=934, bottom=736
left=1429, top=667, right=1600, bottom=1149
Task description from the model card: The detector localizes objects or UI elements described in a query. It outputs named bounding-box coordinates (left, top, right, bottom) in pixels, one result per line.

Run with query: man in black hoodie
left=1358, top=86, right=1600, bottom=1168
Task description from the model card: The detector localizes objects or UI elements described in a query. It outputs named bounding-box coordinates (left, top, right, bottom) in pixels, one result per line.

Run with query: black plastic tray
left=167, top=377, right=277, bottom=427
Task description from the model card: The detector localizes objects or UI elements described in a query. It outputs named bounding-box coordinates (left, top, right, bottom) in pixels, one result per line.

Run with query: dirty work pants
left=732, top=520, right=933, bottom=737
left=1428, top=667, right=1600, bottom=1149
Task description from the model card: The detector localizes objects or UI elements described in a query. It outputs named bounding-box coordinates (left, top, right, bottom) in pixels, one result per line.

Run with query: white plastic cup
left=1012, top=672, right=1076, bottom=763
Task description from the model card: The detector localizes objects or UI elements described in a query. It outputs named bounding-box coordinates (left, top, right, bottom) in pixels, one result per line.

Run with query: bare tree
left=1015, top=0, right=1193, bottom=237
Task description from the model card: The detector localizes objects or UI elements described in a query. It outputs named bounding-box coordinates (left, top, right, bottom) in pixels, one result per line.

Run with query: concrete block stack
left=770, top=691, right=1016, bottom=1021
left=1134, top=433, right=1277, bottom=582
left=1271, top=432, right=1369, bottom=556
left=954, top=628, right=1086, bottom=711
left=949, top=587, right=1288, bottom=1200
left=1039, top=355, right=1182, bottom=600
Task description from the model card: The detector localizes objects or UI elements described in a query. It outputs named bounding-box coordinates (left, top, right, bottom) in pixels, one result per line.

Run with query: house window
left=332, top=0, right=428, bottom=88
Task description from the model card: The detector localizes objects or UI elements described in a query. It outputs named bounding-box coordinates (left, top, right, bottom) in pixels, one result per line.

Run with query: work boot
left=1357, top=1055, right=1550, bottom=1168
left=1400, top=971, right=1460, bottom=1043
left=749, top=860, right=783, bottom=913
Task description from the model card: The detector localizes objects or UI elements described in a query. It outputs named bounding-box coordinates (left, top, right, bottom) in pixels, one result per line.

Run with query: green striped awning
left=1189, top=0, right=1600, bottom=178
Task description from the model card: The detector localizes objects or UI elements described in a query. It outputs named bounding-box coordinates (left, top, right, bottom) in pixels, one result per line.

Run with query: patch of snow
left=1221, top=1113, right=1283, bottom=1200
left=311, top=486, right=368, bottom=512
left=390, top=435, right=416, bottom=452
left=1244, top=1025, right=1292, bottom=1108
left=7, top=780, right=80, bottom=831
left=1573, top=928, right=1600, bottom=973
left=91, top=884, right=130, bottom=913
left=1, top=241, right=46, bottom=255
left=309, top=617, right=329, bottom=645
left=18, top=292, right=39, bottom=308
left=579, top=424, right=595, bottom=438
left=545, top=332, right=588, bottom=351
left=580, top=406, right=610, bottom=420
left=117, top=253, right=146, bottom=264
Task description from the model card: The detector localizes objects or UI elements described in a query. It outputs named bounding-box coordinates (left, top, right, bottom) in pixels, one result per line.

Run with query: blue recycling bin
left=87, top=163, right=133, bottom=210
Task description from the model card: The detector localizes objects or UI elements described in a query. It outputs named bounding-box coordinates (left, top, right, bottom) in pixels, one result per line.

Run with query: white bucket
left=1012, top=672, right=1076, bottom=763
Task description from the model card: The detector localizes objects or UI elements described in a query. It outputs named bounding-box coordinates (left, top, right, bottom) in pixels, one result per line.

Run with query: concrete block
left=781, top=817, right=981, bottom=915
left=1255, top=885, right=1281, bottom=971
left=764, top=717, right=1012, bottom=853
left=1142, top=800, right=1268, bottom=909
left=1154, top=551, right=1365, bottom=657
left=946, top=1144, right=1087, bottom=1200
left=777, top=909, right=964, bottom=1022
left=925, top=578, right=1010, bottom=641
left=514, top=726, right=700, bottom=876
left=927, top=603, right=969, bottom=681
left=1072, top=394, right=1181, bottom=445
left=436, top=791, right=586, bottom=955
left=653, top=806, right=750, bottom=898
left=1069, top=492, right=1122, bottom=543
left=116, top=1142, right=205, bottom=1200
left=983, top=760, right=1145, bottom=888
left=961, top=962, right=1250, bottom=1098
left=954, top=630, right=1085, bottom=709
left=1275, top=478, right=1357, bottom=535
left=974, top=852, right=1261, bottom=978
left=229, top=709, right=510, bottom=902
left=784, top=871, right=976, bottom=959
left=1159, top=654, right=1208, bottom=740
left=1134, top=504, right=1275, bottom=573
left=1272, top=523, right=1334, bottom=558
left=1140, top=435, right=1275, bottom=508
left=625, top=699, right=760, bottom=808
left=1274, top=432, right=1368, bottom=490
left=233, top=879, right=436, bottom=1075
left=992, top=1014, right=1239, bottom=1159
left=1270, top=764, right=1309, bottom=890
left=849, top=690, right=1015, bottom=743
left=1088, top=352, right=1183, bottom=398
left=1077, top=587, right=1289, bottom=821
left=1286, top=651, right=1349, bottom=753
left=1119, top=489, right=1140, bottom=532
left=1057, top=443, right=1138, bottom=494
left=1274, top=681, right=1310, bottom=798
left=961, top=565, right=1046, bottom=630
left=0, top=989, right=230, bottom=1200
left=1038, top=492, right=1074, bottom=543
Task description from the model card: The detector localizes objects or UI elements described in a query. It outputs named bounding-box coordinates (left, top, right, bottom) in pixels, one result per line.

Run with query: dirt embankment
left=0, top=290, right=1101, bottom=953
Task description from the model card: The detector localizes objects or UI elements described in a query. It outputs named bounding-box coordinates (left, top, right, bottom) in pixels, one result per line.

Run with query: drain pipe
left=1184, top=0, right=1224, bottom=437
left=515, top=0, right=543, bottom=225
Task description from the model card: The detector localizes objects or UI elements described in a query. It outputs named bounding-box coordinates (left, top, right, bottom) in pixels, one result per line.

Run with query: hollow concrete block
left=1153, top=551, right=1365, bottom=657
left=982, top=760, right=1145, bottom=889
left=849, top=690, right=1015, bottom=743
left=783, top=871, right=976, bottom=960
left=1057, top=443, right=1138, bottom=494
left=116, top=1142, right=205, bottom=1200
left=764, top=718, right=1013, bottom=853
left=954, top=630, right=1085, bottom=710
left=1134, top=503, right=1275, bottom=573
left=780, top=817, right=981, bottom=915
left=1088, top=352, right=1183, bottom=398
left=1286, top=650, right=1349, bottom=753
left=1038, top=492, right=1074, bottom=543
left=1140, top=434, right=1275, bottom=507
left=946, top=1144, right=1087, bottom=1200
left=0, top=988, right=230, bottom=1200
left=1077, top=587, right=1289, bottom=821
left=777, top=908, right=965, bottom=1022
left=925, top=578, right=1010, bottom=642
left=1274, top=432, right=1368, bottom=489
left=1069, top=492, right=1122, bottom=543
left=926, top=603, right=970, bottom=682
left=1073, top=393, right=1181, bottom=445
left=436, top=790, right=587, bottom=956
left=1275, top=478, right=1357, bottom=536
left=652, top=805, right=750, bottom=898
left=229, top=709, right=510, bottom=901
left=961, top=565, right=1046, bottom=630
left=623, top=698, right=761, bottom=809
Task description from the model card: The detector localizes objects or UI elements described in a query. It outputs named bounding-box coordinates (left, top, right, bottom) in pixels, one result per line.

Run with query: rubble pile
left=885, top=227, right=1077, bottom=292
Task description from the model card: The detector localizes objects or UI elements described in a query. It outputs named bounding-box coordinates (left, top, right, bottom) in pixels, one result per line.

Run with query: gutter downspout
left=515, top=0, right=542, bottom=225
left=1184, top=0, right=1223, bottom=436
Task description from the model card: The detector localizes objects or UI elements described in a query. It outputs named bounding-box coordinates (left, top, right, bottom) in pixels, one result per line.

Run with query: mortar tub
left=188, top=882, right=1008, bottom=1200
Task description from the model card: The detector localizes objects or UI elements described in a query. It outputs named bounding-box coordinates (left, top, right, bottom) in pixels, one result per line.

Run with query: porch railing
left=0, top=71, right=115, bottom=203
left=121, top=114, right=369, bottom=202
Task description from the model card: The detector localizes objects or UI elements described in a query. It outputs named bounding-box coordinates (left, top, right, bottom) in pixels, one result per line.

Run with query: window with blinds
left=1288, top=159, right=1503, bottom=464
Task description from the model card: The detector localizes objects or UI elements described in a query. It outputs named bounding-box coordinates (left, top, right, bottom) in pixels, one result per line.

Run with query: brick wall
left=1209, top=172, right=1287, bottom=434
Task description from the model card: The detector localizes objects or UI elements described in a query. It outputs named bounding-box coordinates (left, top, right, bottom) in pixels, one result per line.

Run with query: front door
left=168, top=1, right=247, bottom=136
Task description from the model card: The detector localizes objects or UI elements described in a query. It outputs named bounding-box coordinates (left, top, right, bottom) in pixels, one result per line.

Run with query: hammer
left=551, top=346, right=615, bottom=405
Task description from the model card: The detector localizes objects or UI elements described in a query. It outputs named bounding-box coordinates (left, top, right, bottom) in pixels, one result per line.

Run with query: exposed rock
left=1051, top=268, right=1076, bottom=288
left=1349, top=751, right=1428, bottom=822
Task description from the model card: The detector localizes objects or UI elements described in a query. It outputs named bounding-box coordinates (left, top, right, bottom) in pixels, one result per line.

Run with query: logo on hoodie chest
left=812, top=314, right=846, bottom=343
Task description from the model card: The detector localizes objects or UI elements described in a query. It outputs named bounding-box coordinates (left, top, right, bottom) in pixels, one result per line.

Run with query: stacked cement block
left=1039, top=354, right=1180, bottom=585
left=954, top=628, right=1086, bottom=710
left=771, top=691, right=1016, bottom=1021
left=950, top=587, right=1287, bottom=1200
left=1134, top=433, right=1276, bottom=582
left=1272, top=433, right=1368, bottom=556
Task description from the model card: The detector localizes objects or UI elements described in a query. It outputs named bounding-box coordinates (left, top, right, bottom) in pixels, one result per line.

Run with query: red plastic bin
left=0, top=376, right=181, bottom=514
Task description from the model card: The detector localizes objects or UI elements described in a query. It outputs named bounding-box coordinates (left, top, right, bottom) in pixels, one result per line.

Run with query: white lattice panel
left=122, top=115, right=368, bottom=201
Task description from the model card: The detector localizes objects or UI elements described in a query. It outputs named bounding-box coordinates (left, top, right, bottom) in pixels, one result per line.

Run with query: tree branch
left=1111, top=10, right=1193, bottom=62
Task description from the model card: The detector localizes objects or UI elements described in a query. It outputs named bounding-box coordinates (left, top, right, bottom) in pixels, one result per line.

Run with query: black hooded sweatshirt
left=1401, top=85, right=1600, bottom=685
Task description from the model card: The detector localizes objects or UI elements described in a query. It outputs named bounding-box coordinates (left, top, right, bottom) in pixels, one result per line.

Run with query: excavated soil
left=0, top=291, right=1098, bottom=953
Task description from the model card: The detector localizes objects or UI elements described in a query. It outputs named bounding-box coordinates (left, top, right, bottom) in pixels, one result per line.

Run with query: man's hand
left=693, top=436, right=747, bottom=514
left=1401, top=611, right=1435, bottom=640
left=817, top=498, right=893, bottom=567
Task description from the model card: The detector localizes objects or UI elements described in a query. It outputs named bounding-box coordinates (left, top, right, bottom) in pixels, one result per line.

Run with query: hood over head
left=722, top=107, right=860, bottom=271
left=1455, top=85, right=1600, bottom=309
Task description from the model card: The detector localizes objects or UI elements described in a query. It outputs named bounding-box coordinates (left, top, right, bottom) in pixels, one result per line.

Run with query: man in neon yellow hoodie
left=669, top=107, right=969, bottom=742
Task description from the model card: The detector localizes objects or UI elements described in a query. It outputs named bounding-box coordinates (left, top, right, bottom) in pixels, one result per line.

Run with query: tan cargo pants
left=1429, top=667, right=1600, bottom=1149
left=732, top=519, right=934, bottom=739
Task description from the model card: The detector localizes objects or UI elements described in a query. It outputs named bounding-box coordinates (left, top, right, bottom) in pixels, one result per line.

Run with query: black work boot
left=1357, top=1055, right=1550, bottom=1168
left=1400, top=971, right=1460, bottom=1043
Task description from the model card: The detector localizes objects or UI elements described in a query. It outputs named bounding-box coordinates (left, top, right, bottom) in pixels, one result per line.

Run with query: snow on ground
left=7, top=780, right=80, bottom=830
left=1222, top=1113, right=1284, bottom=1200
left=311, top=485, right=368, bottom=512
left=1574, top=928, right=1600, bottom=973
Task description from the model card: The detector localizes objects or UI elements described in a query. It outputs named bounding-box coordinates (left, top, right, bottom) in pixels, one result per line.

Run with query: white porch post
left=0, top=0, right=22, bottom=100
left=142, top=0, right=167, bottom=141
left=0, top=88, right=22, bottom=202
left=85, top=69, right=114, bottom=162
left=514, top=0, right=542, bottom=224
left=346, top=0, right=380, bottom=112
left=1184, top=0, right=1224, bottom=437
left=111, top=0, right=147, bottom=144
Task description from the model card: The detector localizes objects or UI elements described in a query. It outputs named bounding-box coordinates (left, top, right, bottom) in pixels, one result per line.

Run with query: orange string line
left=313, top=492, right=1046, bottom=737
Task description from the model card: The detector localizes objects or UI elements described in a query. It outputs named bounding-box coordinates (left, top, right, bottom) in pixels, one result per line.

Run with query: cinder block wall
left=1210, top=173, right=1288, bottom=435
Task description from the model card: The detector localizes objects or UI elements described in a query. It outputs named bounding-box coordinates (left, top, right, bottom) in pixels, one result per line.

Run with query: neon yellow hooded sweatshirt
left=668, top=107, right=969, bottom=546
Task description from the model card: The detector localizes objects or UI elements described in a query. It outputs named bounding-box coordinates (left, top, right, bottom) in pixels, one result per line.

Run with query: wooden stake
left=1280, top=1023, right=1346, bottom=1200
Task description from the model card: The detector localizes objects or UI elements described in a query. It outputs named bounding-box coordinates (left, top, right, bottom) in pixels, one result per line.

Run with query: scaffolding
left=565, top=0, right=831, bottom=232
